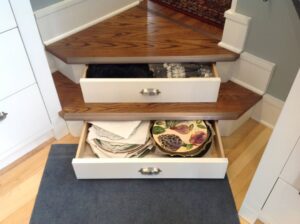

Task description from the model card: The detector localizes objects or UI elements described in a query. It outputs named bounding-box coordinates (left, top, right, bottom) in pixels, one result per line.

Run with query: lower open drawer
left=72, top=121, right=228, bottom=179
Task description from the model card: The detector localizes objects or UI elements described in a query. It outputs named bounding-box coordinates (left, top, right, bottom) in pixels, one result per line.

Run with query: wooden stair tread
left=46, top=1, right=238, bottom=64
left=53, top=72, right=262, bottom=121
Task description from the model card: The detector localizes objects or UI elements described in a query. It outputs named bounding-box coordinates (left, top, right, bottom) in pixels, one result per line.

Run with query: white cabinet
left=0, top=0, right=54, bottom=169
left=0, top=29, right=35, bottom=101
left=0, top=0, right=16, bottom=33
left=0, top=85, right=51, bottom=157
left=262, top=179, right=300, bottom=224
left=280, top=137, right=300, bottom=191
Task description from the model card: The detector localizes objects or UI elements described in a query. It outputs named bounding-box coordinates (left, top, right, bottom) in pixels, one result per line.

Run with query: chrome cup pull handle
left=139, top=167, right=161, bottom=175
left=140, top=88, right=161, bottom=96
left=0, top=112, right=8, bottom=121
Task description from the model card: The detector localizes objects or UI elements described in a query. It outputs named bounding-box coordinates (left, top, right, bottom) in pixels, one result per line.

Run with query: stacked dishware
left=151, top=120, right=214, bottom=157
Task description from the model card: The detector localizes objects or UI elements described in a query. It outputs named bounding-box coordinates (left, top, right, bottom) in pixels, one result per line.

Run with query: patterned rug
left=151, top=0, right=232, bottom=28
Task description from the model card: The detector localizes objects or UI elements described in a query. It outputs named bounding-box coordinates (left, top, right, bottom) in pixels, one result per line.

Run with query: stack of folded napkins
left=87, top=121, right=152, bottom=158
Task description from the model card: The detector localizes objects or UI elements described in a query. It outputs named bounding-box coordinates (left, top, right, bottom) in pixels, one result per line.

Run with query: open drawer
left=79, top=63, right=221, bottom=103
left=72, top=121, right=228, bottom=179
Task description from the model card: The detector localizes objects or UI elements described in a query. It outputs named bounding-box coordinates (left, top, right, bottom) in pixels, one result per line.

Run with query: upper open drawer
left=80, top=63, right=221, bottom=103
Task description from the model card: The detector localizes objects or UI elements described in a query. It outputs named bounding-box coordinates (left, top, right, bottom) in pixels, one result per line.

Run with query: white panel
left=0, top=85, right=51, bottom=158
left=240, top=69, right=300, bottom=223
left=0, top=29, right=35, bottom=100
left=53, top=56, right=86, bottom=83
left=0, top=0, right=16, bottom=33
left=280, top=137, right=300, bottom=191
left=73, top=157, right=228, bottom=179
left=80, top=78, right=220, bottom=103
left=219, top=108, right=253, bottom=137
left=261, top=179, right=300, bottom=224
left=231, top=52, right=275, bottom=95
left=219, top=10, right=251, bottom=53
left=66, top=121, right=84, bottom=137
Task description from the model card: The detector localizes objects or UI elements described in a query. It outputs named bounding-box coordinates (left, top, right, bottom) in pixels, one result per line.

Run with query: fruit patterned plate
left=152, top=120, right=213, bottom=157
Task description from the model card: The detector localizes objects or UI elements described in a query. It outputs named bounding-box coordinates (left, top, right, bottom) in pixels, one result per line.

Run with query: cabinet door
left=262, top=179, right=300, bottom=224
left=280, top=137, right=300, bottom=191
left=0, top=29, right=35, bottom=101
left=0, top=84, right=51, bottom=158
left=0, top=0, right=17, bottom=33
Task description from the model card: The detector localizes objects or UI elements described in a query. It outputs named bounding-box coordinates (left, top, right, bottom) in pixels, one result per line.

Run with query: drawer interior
left=82, top=63, right=219, bottom=79
left=75, top=121, right=225, bottom=160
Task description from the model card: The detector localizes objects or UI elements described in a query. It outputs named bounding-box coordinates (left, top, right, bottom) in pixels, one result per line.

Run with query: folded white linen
left=88, top=121, right=150, bottom=145
left=88, top=139, right=153, bottom=158
left=90, top=121, right=141, bottom=139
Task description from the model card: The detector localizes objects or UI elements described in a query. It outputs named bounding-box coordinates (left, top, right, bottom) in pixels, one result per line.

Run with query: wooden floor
left=53, top=72, right=262, bottom=121
left=0, top=119, right=272, bottom=224
left=46, top=0, right=238, bottom=64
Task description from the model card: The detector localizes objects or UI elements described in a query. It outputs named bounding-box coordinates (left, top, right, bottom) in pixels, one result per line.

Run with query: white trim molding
left=218, top=10, right=251, bottom=53
left=34, top=0, right=140, bottom=44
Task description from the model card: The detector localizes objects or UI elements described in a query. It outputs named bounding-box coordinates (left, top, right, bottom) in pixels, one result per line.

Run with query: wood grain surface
left=46, top=1, right=238, bottom=64
left=53, top=72, right=262, bottom=121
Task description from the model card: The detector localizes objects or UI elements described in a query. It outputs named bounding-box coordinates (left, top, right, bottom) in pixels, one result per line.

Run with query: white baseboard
left=35, top=0, right=140, bottom=44
left=219, top=10, right=251, bottom=53
left=251, top=94, right=284, bottom=129
left=0, top=129, right=53, bottom=170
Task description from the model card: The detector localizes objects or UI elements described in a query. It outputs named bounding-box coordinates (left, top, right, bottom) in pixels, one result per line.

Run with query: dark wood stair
left=46, top=1, right=238, bottom=64
left=53, top=72, right=261, bottom=121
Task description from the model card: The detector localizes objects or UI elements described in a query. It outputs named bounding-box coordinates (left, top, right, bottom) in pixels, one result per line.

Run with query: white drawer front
left=0, top=0, right=17, bottom=33
left=0, top=85, right=51, bottom=157
left=72, top=121, right=228, bottom=179
left=262, top=179, right=300, bottom=224
left=80, top=64, right=220, bottom=103
left=280, top=137, right=300, bottom=191
left=0, top=29, right=35, bottom=100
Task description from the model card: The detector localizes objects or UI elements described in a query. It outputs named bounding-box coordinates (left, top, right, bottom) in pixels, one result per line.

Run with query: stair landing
left=46, top=1, right=238, bottom=64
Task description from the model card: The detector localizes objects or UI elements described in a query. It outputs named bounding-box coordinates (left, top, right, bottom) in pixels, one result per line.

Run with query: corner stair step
left=53, top=72, right=261, bottom=121
left=46, top=1, right=238, bottom=64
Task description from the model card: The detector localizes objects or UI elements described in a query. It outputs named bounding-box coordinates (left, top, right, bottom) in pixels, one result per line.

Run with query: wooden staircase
left=47, top=0, right=261, bottom=121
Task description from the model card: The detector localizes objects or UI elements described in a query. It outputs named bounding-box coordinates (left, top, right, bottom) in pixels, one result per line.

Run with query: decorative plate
left=152, top=120, right=213, bottom=157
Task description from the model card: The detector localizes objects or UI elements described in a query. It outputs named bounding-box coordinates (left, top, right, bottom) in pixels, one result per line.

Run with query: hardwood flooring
left=46, top=1, right=238, bottom=64
left=53, top=72, right=262, bottom=121
left=0, top=119, right=272, bottom=224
